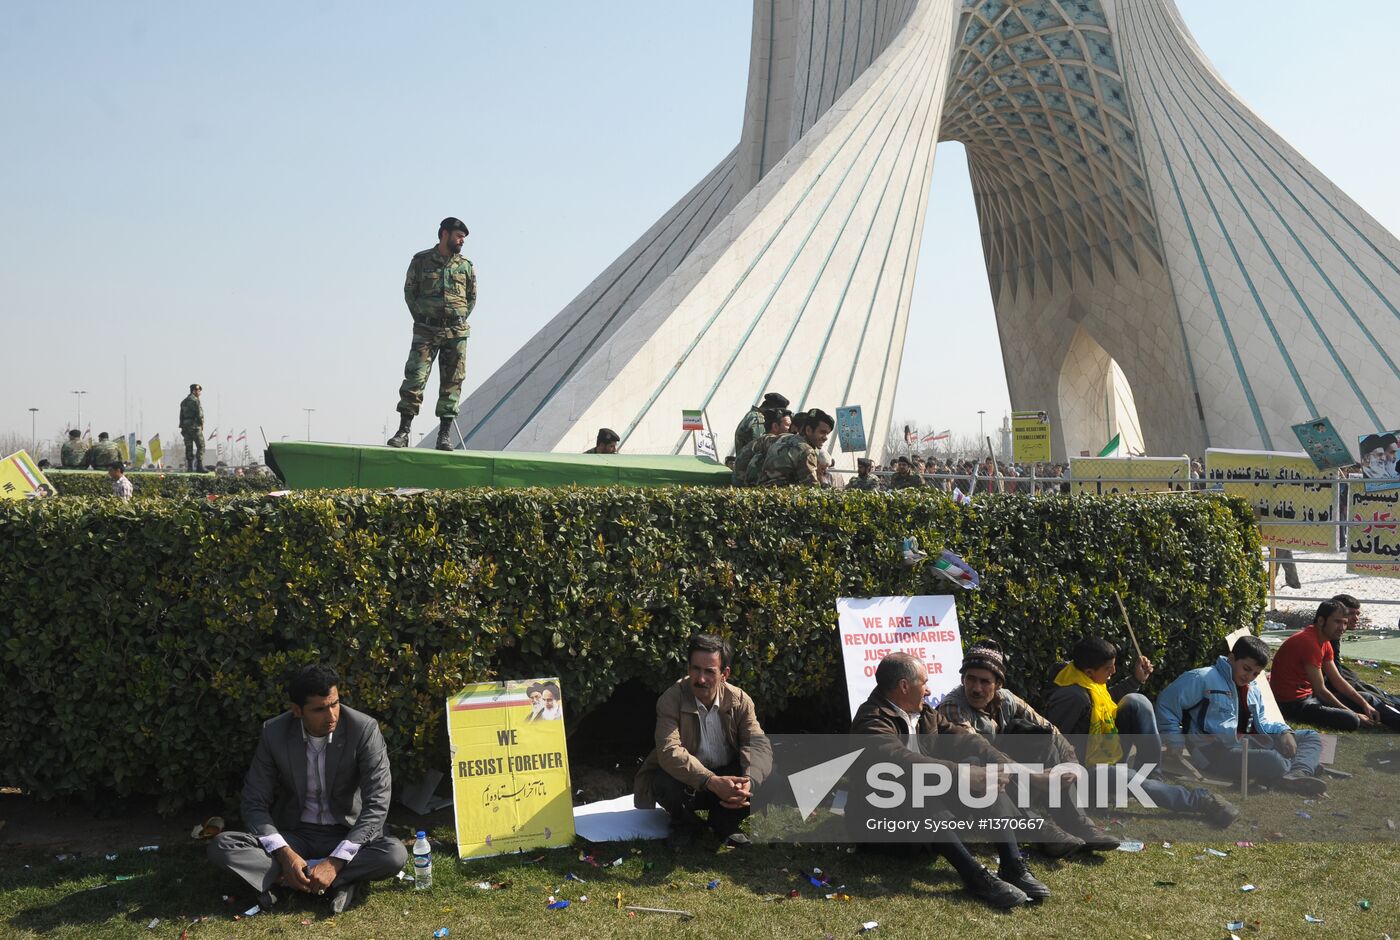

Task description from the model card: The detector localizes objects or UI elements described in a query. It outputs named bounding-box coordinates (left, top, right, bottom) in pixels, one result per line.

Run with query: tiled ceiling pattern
left=941, top=0, right=1163, bottom=301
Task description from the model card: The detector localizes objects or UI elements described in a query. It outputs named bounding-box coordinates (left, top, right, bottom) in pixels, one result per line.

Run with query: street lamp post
left=28, top=407, right=38, bottom=453
left=71, top=390, right=87, bottom=431
left=977, top=409, right=986, bottom=442
left=303, top=408, right=315, bottom=441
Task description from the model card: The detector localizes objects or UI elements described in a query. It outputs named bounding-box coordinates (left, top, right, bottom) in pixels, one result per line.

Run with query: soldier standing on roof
left=387, top=217, right=477, bottom=452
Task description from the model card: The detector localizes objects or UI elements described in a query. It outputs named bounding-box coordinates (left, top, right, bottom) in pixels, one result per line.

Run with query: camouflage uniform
left=846, top=473, right=881, bottom=491
left=397, top=247, right=476, bottom=419
left=741, top=432, right=789, bottom=486
left=732, top=407, right=765, bottom=458
left=890, top=468, right=925, bottom=489
left=60, top=438, right=89, bottom=468
left=757, top=434, right=821, bottom=486
left=180, top=394, right=205, bottom=466
left=84, top=439, right=121, bottom=469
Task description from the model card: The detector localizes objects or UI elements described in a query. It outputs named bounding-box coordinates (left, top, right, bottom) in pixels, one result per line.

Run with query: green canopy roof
left=267, top=442, right=731, bottom=490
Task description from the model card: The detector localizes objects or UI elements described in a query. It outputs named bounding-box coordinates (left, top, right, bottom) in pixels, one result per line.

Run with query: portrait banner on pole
left=835, top=405, right=867, bottom=453
left=447, top=677, right=574, bottom=860
left=1068, top=456, right=1190, bottom=494
left=1205, top=449, right=1336, bottom=551
left=1346, top=487, right=1400, bottom=578
left=835, top=595, right=962, bottom=718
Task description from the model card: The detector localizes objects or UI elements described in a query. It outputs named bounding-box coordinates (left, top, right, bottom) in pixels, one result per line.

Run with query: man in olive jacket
left=633, top=634, right=772, bottom=849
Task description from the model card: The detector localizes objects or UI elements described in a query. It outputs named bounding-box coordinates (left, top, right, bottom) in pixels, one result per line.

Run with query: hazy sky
left=3, top=1, right=1398, bottom=453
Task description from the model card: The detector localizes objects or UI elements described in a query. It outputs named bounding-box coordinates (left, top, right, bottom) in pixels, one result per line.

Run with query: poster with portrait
left=1292, top=417, right=1354, bottom=472
left=1359, top=429, right=1400, bottom=493
left=1011, top=410, right=1051, bottom=463
left=835, top=405, right=867, bottom=452
left=0, top=451, right=55, bottom=501
left=1346, top=487, right=1400, bottom=578
left=447, top=677, right=574, bottom=859
left=1068, top=456, right=1190, bottom=494
left=1205, top=449, right=1336, bottom=550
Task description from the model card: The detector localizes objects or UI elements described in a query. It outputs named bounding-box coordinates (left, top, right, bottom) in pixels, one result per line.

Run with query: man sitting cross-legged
left=938, top=639, right=1120, bottom=851
left=633, top=634, right=772, bottom=849
left=1156, top=635, right=1326, bottom=795
left=1042, top=636, right=1240, bottom=828
left=208, top=665, right=407, bottom=914
left=1271, top=599, right=1398, bottom=731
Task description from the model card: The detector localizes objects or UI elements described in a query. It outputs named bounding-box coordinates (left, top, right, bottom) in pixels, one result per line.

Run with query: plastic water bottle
left=412, top=831, right=432, bottom=890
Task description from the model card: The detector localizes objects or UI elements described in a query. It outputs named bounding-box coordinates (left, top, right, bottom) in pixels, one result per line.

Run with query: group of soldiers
left=729, top=392, right=835, bottom=487
left=59, top=429, right=128, bottom=470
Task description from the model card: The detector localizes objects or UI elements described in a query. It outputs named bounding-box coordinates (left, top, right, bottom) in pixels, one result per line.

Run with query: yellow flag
left=149, top=434, right=163, bottom=467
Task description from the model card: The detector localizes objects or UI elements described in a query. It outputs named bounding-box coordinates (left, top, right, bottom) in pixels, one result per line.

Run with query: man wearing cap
left=733, top=392, right=789, bottom=459
left=60, top=429, right=89, bottom=469
left=388, top=217, right=477, bottom=452
left=846, top=457, right=881, bottom=491
left=180, top=383, right=205, bottom=472
left=733, top=408, right=790, bottom=486
left=585, top=428, right=620, bottom=454
left=889, top=455, right=924, bottom=489
left=757, top=409, right=834, bottom=486
left=938, top=639, right=1119, bottom=851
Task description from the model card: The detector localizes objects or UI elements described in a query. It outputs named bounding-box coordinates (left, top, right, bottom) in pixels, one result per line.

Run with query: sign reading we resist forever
left=835, top=595, right=963, bottom=717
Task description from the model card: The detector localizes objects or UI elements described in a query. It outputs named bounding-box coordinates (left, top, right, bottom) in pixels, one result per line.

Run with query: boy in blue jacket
left=1156, top=636, right=1325, bottom=795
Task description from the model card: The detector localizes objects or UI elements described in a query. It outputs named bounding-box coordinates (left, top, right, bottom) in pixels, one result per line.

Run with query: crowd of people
left=203, top=610, right=1347, bottom=916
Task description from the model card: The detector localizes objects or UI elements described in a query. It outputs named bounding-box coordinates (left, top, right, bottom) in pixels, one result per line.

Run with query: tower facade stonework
left=449, top=1, right=1400, bottom=462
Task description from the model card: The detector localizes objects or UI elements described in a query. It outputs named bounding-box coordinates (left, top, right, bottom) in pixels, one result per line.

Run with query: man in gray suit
left=208, top=665, right=408, bottom=914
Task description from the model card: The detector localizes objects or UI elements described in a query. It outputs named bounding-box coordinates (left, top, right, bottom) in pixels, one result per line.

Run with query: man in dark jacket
left=849, top=653, right=1055, bottom=909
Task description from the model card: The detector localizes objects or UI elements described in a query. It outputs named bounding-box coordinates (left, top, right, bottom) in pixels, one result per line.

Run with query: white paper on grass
left=572, top=795, right=672, bottom=843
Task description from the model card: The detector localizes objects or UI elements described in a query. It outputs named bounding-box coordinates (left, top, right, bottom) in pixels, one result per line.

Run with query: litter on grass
left=1205, top=848, right=1229, bottom=857
left=433, top=929, right=449, bottom=938
left=546, top=900, right=570, bottom=910
left=1116, top=841, right=1145, bottom=852
left=860, top=922, right=880, bottom=933
left=1241, top=884, right=1256, bottom=892
left=1304, top=914, right=1324, bottom=923
left=625, top=906, right=694, bottom=919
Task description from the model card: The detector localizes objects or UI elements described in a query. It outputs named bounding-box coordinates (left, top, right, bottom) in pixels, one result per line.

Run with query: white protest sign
left=836, top=595, right=962, bottom=717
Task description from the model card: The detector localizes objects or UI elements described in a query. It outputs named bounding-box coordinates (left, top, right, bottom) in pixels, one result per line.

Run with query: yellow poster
left=116, top=438, right=130, bottom=463
left=1012, top=410, right=1051, bottom=463
left=149, top=434, right=163, bottom=467
left=0, top=450, right=56, bottom=501
left=447, top=677, right=574, bottom=860
left=1069, top=456, right=1190, bottom=494
left=1205, top=448, right=1336, bottom=550
left=1346, top=487, right=1400, bottom=578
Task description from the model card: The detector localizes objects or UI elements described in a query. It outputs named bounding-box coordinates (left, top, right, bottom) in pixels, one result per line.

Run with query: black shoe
left=997, top=861, right=1051, bottom=902
left=1063, top=816, right=1121, bottom=851
left=1203, top=791, right=1240, bottom=829
left=435, top=420, right=454, bottom=451
left=1035, top=820, right=1086, bottom=858
left=257, top=887, right=279, bottom=911
left=722, top=831, right=751, bottom=849
left=330, top=882, right=357, bottom=915
left=388, top=416, right=413, bottom=448
left=963, top=866, right=1029, bottom=909
left=1280, top=770, right=1328, bottom=796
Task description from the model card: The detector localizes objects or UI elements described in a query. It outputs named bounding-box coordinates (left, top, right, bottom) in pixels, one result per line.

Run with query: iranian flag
left=922, top=429, right=950, bottom=443
left=681, top=410, right=704, bottom=431
left=1097, top=433, right=1122, bottom=458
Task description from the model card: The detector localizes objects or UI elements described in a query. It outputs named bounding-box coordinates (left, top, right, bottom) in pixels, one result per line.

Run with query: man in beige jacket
left=633, top=634, right=772, bottom=849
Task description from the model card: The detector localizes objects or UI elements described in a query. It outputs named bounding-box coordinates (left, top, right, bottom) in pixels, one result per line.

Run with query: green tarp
left=267, top=442, right=731, bottom=490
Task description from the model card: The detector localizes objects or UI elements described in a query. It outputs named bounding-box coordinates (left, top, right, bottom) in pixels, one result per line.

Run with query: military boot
left=186, top=458, right=194, bottom=473
left=195, top=459, right=205, bottom=473
left=435, top=418, right=455, bottom=451
left=387, top=415, right=413, bottom=448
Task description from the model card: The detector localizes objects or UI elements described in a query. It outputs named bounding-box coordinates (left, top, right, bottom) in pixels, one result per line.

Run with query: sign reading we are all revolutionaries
left=1205, top=449, right=1337, bottom=551
left=835, top=596, right=962, bottom=718
left=447, top=678, right=573, bottom=860
left=0, top=451, right=55, bottom=501
left=1011, top=410, right=1050, bottom=462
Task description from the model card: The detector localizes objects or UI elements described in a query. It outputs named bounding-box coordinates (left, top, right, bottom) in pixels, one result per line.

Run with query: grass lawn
left=3, top=667, right=1397, bottom=939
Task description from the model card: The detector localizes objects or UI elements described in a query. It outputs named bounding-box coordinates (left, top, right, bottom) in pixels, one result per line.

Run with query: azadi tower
left=447, top=0, right=1400, bottom=463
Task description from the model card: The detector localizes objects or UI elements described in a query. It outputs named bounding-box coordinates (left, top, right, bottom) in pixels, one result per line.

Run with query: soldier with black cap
left=846, top=457, right=881, bottom=491
left=388, top=217, right=477, bottom=451
left=733, top=392, right=789, bottom=458
left=180, top=383, right=205, bottom=472
left=585, top=428, right=620, bottom=454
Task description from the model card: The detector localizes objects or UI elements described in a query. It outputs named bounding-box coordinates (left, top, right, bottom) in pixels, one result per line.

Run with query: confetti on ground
left=1241, top=884, right=1256, bottom=892
left=1116, top=841, right=1145, bottom=852
left=1304, top=914, right=1324, bottom=923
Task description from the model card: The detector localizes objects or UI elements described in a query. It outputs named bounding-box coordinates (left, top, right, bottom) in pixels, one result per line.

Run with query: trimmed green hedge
left=0, top=488, right=1264, bottom=810
left=44, top=469, right=281, bottom=499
